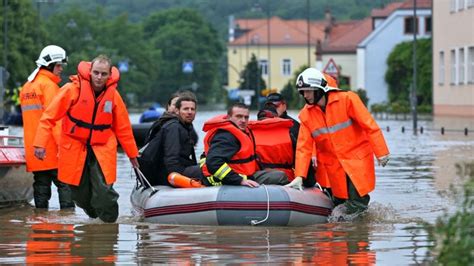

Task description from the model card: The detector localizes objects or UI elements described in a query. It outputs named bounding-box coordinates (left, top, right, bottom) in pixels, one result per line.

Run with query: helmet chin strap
left=299, top=89, right=326, bottom=106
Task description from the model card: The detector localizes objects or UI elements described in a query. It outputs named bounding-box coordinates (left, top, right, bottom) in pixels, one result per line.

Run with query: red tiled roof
left=371, top=0, right=432, bottom=17
left=231, top=17, right=325, bottom=46
left=321, top=18, right=372, bottom=53
left=399, top=0, right=432, bottom=9
left=371, top=2, right=403, bottom=17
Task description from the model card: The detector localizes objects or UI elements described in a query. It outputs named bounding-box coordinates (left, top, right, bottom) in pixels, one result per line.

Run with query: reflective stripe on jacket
left=20, top=69, right=61, bottom=172
left=33, top=61, right=139, bottom=186
left=295, top=91, right=389, bottom=199
left=201, top=115, right=258, bottom=185
left=248, top=117, right=295, bottom=181
left=62, top=61, right=115, bottom=145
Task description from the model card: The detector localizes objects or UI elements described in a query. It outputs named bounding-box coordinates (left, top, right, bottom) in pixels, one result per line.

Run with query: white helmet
left=28, top=45, right=68, bottom=81
left=36, top=45, right=68, bottom=67
left=296, top=68, right=329, bottom=92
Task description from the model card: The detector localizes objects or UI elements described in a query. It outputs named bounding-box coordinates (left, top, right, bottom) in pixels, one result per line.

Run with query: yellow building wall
left=227, top=44, right=311, bottom=92
left=320, top=54, right=358, bottom=89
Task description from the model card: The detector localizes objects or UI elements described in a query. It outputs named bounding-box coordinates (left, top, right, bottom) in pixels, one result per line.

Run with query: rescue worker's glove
left=377, top=154, right=390, bottom=167
left=285, top=176, right=303, bottom=191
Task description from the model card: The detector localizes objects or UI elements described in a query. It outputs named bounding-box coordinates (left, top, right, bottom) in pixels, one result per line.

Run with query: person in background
left=265, top=92, right=300, bottom=141
left=33, top=55, right=139, bottom=222
left=200, top=103, right=288, bottom=187
left=144, top=90, right=197, bottom=144
left=20, top=45, right=74, bottom=209
left=139, top=93, right=201, bottom=186
left=287, top=67, right=390, bottom=216
left=251, top=105, right=316, bottom=187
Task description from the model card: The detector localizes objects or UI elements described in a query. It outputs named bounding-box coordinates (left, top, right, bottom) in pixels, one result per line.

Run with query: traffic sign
left=182, top=60, right=193, bottom=73
left=323, top=58, right=339, bottom=76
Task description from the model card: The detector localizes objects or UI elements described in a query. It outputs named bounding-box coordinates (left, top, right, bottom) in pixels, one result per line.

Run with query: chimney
left=324, top=9, right=334, bottom=41
left=228, top=15, right=235, bottom=42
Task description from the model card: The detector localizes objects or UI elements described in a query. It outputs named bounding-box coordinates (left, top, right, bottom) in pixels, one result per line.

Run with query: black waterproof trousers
left=33, top=169, right=74, bottom=209
left=70, top=148, right=119, bottom=223
left=333, top=175, right=370, bottom=214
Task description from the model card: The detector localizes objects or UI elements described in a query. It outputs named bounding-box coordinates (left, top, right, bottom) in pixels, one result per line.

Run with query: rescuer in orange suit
left=20, top=45, right=74, bottom=209
left=286, top=67, right=390, bottom=215
left=33, top=55, right=139, bottom=222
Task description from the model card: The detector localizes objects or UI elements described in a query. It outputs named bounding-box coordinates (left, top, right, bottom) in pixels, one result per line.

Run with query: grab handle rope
left=134, top=167, right=158, bottom=196
left=250, top=184, right=270, bottom=226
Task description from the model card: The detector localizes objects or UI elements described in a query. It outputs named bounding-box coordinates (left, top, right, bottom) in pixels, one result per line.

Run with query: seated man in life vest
left=250, top=105, right=316, bottom=187
left=200, top=103, right=288, bottom=187
left=138, top=93, right=201, bottom=186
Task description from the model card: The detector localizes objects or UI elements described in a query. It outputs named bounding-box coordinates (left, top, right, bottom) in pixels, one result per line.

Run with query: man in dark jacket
left=138, top=94, right=200, bottom=186
left=265, top=93, right=300, bottom=141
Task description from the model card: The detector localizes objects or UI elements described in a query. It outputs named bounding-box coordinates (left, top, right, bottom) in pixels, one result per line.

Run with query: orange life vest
left=296, top=91, right=389, bottom=199
left=248, top=118, right=295, bottom=180
left=201, top=115, right=258, bottom=177
left=62, top=61, right=118, bottom=145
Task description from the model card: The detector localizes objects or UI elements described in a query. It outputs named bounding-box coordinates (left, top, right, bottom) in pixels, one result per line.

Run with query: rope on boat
left=250, top=184, right=270, bottom=226
left=134, top=167, right=158, bottom=195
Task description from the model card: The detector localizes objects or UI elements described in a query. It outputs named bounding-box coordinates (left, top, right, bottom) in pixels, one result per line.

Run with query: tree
left=44, top=9, right=162, bottom=104
left=143, top=8, right=223, bottom=105
left=385, top=38, right=432, bottom=107
left=0, top=1, right=42, bottom=89
left=280, top=64, right=308, bottom=109
left=238, top=54, right=266, bottom=109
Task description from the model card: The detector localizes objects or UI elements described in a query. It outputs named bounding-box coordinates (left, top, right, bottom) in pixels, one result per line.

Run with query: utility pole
left=266, top=0, right=271, bottom=89
left=307, top=0, right=311, bottom=66
left=411, top=0, right=418, bottom=135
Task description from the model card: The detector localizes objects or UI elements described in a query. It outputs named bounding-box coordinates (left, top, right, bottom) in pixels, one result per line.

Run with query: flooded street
left=0, top=111, right=472, bottom=264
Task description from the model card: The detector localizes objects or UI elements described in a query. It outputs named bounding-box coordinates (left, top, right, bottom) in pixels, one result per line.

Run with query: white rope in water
left=134, top=167, right=157, bottom=193
left=250, top=184, right=270, bottom=226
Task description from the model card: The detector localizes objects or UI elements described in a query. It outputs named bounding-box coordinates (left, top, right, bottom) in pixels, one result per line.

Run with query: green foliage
left=143, top=8, right=223, bottom=105
left=390, top=100, right=410, bottom=114
left=0, top=1, right=42, bottom=89
left=281, top=64, right=309, bottom=110
left=385, top=38, right=432, bottom=106
left=426, top=162, right=474, bottom=265
left=43, top=9, right=162, bottom=104
left=238, top=54, right=266, bottom=109
left=370, top=102, right=389, bottom=113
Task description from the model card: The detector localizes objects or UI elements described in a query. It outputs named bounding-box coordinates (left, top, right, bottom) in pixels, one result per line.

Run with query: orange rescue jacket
left=295, top=91, right=389, bottom=199
left=62, top=62, right=115, bottom=145
left=201, top=115, right=258, bottom=177
left=33, top=61, right=139, bottom=186
left=20, top=69, right=62, bottom=172
left=248, top=117, right=295, bottom=180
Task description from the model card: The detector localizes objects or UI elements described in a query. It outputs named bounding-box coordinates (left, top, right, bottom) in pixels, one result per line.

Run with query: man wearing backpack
left=138, top=93, right=200, bottom=186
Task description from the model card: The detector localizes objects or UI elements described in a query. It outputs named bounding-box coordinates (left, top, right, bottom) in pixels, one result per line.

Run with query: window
left=450, top=0, right=457, bottom=12
left=404, top=17, right=418, bottom=34
left=468, top=47, right=474, bottom=83
left=439, top=51, right=445, bottom=85
left=282, top=59, right=291, bottom=76
left=459, top=48, right=465, bottom=84
left=425, top=17, right=432, bottom=34
left=450, top=49, right=457, bottom=85
left=468, top=0, right=474, bottom=8
left=259, top=59, right=268, bottom=75
left=458, top=0, right=465, bottom=10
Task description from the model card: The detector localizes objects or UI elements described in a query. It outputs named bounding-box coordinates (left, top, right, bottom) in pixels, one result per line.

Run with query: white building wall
left=358, top=9, right=432, bottom=106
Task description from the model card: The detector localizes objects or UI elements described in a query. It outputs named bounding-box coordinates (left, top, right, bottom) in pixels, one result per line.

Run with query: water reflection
left=0, top=115, right=472, bottom=264
left=26, top=222, right=118, bottom=264
left=134, top=222, right=377, bottom=264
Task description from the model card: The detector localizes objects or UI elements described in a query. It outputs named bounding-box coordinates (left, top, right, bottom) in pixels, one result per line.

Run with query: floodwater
left=0, top=111, right=473, bottom=264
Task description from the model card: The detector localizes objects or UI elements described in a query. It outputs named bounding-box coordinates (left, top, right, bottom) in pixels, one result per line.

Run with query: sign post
left=322, top=58, right=339, bottom=78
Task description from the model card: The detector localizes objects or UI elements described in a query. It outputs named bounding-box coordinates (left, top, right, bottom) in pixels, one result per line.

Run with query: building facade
left=433, top=0, right=474, bottom=117
left=357, top=0, right=432, bottom=106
